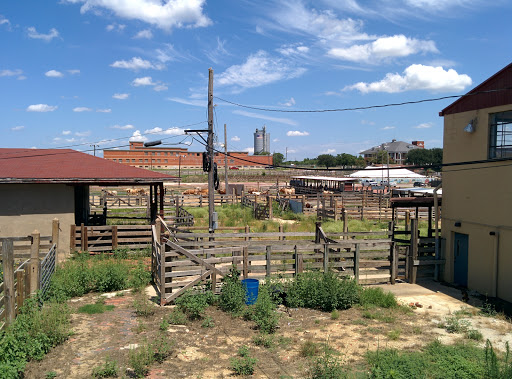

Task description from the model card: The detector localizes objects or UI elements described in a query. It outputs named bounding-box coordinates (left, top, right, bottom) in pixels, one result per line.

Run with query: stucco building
left=360, top=140, right=424, bottom=164
left=103, top=141, right=273, bottom=169
left=440, top=62, right=512, bottom=303
left=0, top=148, right=175, bottom=258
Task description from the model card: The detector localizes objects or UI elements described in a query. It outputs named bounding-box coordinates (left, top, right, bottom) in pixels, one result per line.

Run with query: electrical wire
left=214, top=87, right=512, bottom=113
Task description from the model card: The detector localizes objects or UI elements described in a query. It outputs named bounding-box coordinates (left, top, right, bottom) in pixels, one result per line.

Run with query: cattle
left=183, top=188, right=199, bottom=195
left=217, top=188, right=226, bottom=194
left=104, top=190, right=117, bottom=196
left=279, top=187, right=295, bottom=195
left=126, top=188, right=149, bottom=196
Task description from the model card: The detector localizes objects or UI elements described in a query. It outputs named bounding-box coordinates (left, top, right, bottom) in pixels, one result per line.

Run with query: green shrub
left=168, top=309, right=188, bottom=325
left=93, top=259, right=129, bottom=293
left=251, top=287, right=279, bottom=334
left=92, top=357, right=118, bottom=377
left=128, top=337, right=173, bottom=378
left=286, top=272, right=360, bottom=312
left=201, top=316, right=215, bottom=328
left=466, top=329, right=483, bottom=341
left=442, top=316, right=471, bottom=334
left=230, top=346, right=257, bottom=376
left=253, top=333, right=274, bottom=349
left=485, top=340, right=512, bottom=379
left=175, top=290, right=213, bottom=320
left=360, top=287, right=397, bottom=308
left=308, top=351, right=347, bottom=379
left=301, top=340, right=320, bottom=357
left=128, top=260, right=152, bottom=291
left=219, top=266, right=246, bottom=315
left=133, top=295, right=155, bottom=317
left=45, top=371, right=57, bottom=379
left=331, top=310, right=340, bottom=320
left=0, top=296, right=70, bottom=377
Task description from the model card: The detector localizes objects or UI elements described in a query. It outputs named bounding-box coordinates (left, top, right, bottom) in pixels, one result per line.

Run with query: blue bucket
left=241, top=278, right=259, bottom=305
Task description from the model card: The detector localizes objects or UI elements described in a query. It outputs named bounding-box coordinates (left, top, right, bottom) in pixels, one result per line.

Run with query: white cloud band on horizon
left=287, top=130, right=310, bottom=136
left=73, top=107, right=92, bottom=112
left=111, top=57, right=163, bottom=71
left=113, top=93, right=129, bottom=100
left=26, top=104, right=58, bottom=112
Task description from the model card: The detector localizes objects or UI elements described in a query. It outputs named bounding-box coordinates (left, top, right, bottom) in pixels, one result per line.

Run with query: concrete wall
left=442, top=104, right=512, bottom=303
left=0, top=183, right=75, bottom=259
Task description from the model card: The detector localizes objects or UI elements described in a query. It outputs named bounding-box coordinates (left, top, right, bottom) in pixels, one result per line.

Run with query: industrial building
left=103, top=141, right=273, bottom=169
left=254, top=125, right=270, bottom=155
left=360, top=140, right=424, bottom=164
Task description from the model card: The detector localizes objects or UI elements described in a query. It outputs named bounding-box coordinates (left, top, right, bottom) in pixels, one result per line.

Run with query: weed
left=251, top=286, right=279, bottom=334
left=129, top=260, right=152, bottom=292
left=159, top=318, right=169, bottom=331
left=360, top=287, right=397, bottom=308
left=115, top=291, right=125, bottom=297
left=133, top=295, right=155, bottom=317
left=253, top=334, right=274, bottom=349
left=485, top=340, right=512, bottom=378
left=92, top=357, right=118, bottom=377
left=308, top=350, right=347, bottom=379
left=134, top=319, right=146, bottom=334
left=45, top=372, right=57, bottom=379
left=442, top=315, right=471, bottom=333
left=128, top=337, right=174, bottom=378
left=454, top=307, right=474, bottom=318
left=301, top=340, right=320, bottom=357
left=175, top=290, right=214, bottom=320
left=151, top=336, right=173, bottom=363
left=466, top=329, right=483, bottom=341
left=286, top=271, right=360, bottom=312
left=412, top=326, right=422, bottom=335
left=77, top=299, right=115, bottom=314
left=481, top=301, right=498, bottom=317
left=352, top=319, right=369, bottom=326
left=362, top=309, right=395, bottom=323
left=201, top=316, right=215, bottom=328
left=314, top=319, right=320, bottom=325
left=230, top=345, right=257, bottom=376
left=331, top=310, right=340, bottom=320
left=387, top=329, right=401, bottom=340
left=168, top=309, right=188, bottom=325
left=219, top=266, right=246, bottom=316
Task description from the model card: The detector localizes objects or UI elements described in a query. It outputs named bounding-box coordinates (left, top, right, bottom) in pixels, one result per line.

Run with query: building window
left=139, top=159, right=143, bottom=162
left=490, top=111, right=512, bottom=158
left=144, top=152, right=148, bottom=155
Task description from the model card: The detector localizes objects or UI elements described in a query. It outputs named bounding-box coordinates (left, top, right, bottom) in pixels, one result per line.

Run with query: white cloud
left=113, top=93, right=129, bottom=100
left=280, top=97, right=296, bottom=107
left=231, top=136, right=241, bottom=142
left=45, top=70, right=64, bottom=78
left=65, top=138, right=77, bottom=143
left=277, top=44, right=309, bottom=56
left=134, top=29, right=153, bottom=39
left=414, top=122, right=433, bottom=129
left=328, top=35, right=438, bottom=63
left=345, top=64, right=472, bottom=93
left=73, top=107, right=92, bottom=112
left=0, top=15, right=10, bottom=27
left=96, top=108, right=112, bottom=113
left=11, top=125, right=24, bottom=131
left=67, top=0, right=211, bottom=30
left=1, top=69, right=23, bottom=77
left=217, top=50, right=306, bottom=90
left=132, top=76, right=155, bottom=86
left=381, top=126, right=396, bottom=130
left=322, top=148, right=336, bottom=154
left=27, top=27, right=59, bottom=41
left=361, top=120, right=375, bottom=125
left=167, top=97, right=205, bottom=107
left=273, top=138, right=279, bottom=142
left=153, top=84, right=168, bottom=92
left=287, top=130, right=310, bottom=136
left=106, top=23, right=125, bottom=32
left=68, top=69, right=80, bottom=75
left=233, top=110, right=297, bottom=126
left=129, top=130, right=148, bottom=142
left=62, top=130, right=71, bottom=135
left=26, top=104, right=58, bottom=112
left=110, top=57, right=163, bottom=71
left=112, top=124, right=134, bottom=130
left=144, top=126, right=185, bottom=136
left=205, top=37, right=230, bottom=64
left=243, top=147, right=255, bottom=154
left=75, top=131, right=91, bottom=137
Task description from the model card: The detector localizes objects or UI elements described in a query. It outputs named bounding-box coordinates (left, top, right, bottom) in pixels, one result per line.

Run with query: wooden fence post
left=342, top=208, right=348, bottom=240
left=15, top=270, right=24, bottom=315
left=390, top=243, right=398, bottom=285
left=334, top=200, right=338, bottom=221
left=267, top=196, right=273, bottom=220
left=2, top=239, right=15, bottom=327
left=323, top=243, right=329, bottom=273
left=354, top=243, right=360, bottom=284
left=156, top=220, right=166, bottom=305
left=51, top=218, right=60, bottom=261
left=266, top=246, right=271, bottom=277
left=112, top=226, right=118, bottom=250
left=243, top=246, right=248, bottom=279
left=405, top=210, right=411, bottom=232
left=409, top=218, right=418, bottom=284
left=70, top=224, right=76, bottom=253
left=279, top=224, right=284, bottom=241
left=30, top=230, right=41, bottom=294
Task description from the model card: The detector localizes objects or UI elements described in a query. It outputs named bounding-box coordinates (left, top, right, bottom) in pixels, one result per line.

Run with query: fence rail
left=70, top=224, right=152, bottom=253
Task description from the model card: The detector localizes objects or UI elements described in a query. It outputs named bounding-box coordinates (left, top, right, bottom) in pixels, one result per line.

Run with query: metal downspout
left=434, top=182, right=442, bottom=281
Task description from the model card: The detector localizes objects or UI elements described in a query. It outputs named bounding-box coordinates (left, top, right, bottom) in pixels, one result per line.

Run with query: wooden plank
left=266, top=246, right=271, bottom=277
left=15, top=270, right=24, bottom=315
left=2, top=239, right=15, bottom=327
left=165, top=241, right=224, bottom=277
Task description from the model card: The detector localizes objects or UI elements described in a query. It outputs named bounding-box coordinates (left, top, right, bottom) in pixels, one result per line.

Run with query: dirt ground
left=24, top=282, right=512, bottom=379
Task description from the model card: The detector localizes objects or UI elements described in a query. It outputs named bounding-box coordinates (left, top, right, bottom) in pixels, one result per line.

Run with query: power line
left=214, top=87, right=512, bottom=113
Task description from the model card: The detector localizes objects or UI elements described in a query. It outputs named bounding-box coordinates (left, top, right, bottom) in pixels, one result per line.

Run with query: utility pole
left=90, top=144, right=99, bottom=156
left=207, top=68, right=215, bottom=232
left=224, top=123, right=228, bottom=193
left=286, top=147, right=288, bottom=161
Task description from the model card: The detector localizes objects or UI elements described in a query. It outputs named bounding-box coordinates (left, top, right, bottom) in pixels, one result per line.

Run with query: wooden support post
left=334, top=199, right=338, bottom=221
left=279, top=224, right=284, bottom=241
left=267, top=196, right=273, bottom=220
left=405, top=210, right=410, bottom=232
left=52, top=218, right=60, bottom=262
left=323, top=244, right=329, bottom=273
left=157, top=222, right=166, bottom=305
left=266, top=246, right=271, bottom=277
left=211, top=269, right=217, bottom=294
left=30, top=230, right=40, bottom=294
left=354, top=243, right=360, bottom=284
left=80, top=223, right=85, bottom=252
left=243, top=246, right=248, bottom=279
left=342, top=208, right=348, bottom=240
left=112, top=225, right=118, bottom=250
left=2, top=239, right=15, bottom=327
left=70, top=224, right=76, bottom=253
left=409, top=218, right=418, bottom=284
left=390, top=243, right=398, bottom=285
left=16, top=270, right=24, bottom=315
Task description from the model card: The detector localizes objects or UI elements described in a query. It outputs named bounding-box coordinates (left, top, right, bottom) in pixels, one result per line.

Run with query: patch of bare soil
left=24, top=289, right=512, bottom=379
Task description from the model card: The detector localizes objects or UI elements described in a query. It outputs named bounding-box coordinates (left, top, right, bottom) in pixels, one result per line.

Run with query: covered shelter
left=290, top=176, right=358, bottom=194
left=349, top=166, right=426, bottom=183
left=0, top=148, right=176, bottom=254
left=390, top=196, right=442, bottom=238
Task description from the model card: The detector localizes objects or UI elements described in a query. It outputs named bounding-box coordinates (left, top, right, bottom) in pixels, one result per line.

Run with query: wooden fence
left=70, top=224, right=152, bottom=253
left=151, top=218, right=399, bottom=304
left=0, top=231, right=57, bottom=331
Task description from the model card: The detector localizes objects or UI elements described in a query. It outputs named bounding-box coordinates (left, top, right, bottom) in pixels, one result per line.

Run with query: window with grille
left=489, top=111, right=512, bottom=158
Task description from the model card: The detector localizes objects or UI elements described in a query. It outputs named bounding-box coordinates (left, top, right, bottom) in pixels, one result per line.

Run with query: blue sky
left=2, top=0, right=511, bottom=160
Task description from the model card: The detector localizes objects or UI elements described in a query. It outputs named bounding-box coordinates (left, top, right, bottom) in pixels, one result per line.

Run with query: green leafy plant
left=485, top=340, right=512, bottom=378
left=128, top=337, right=174, bottom=378
left=168, top=309, right=187, bottom=325
left=442, top=315, right=471, bottom=333
left=45, top=371, right=58, bottom=379
left=251, top=287, right=279, bottom=334
left=331, top=310, right=340, bottom=320
left=175, top=290, right=213, bottom=320
left=466, top=329, right=483, bottom=341
left=219, top=266, right=246, bottom=315
left=301, top=340, right=320, bottom=357
left=253, top=333, right=275, bottom=349
left=201, top=316, right=215, bottom=328
left=230, top=346, right=257, bottom=376
left=133, top=295, right=155, bottom=317
left=128, top=260, right=152, bottom=292
left=308, top=350, right=347, bottom=379
left=359, top=287, right=397, bottom=308
left=92, top=357, right=118, bottom=377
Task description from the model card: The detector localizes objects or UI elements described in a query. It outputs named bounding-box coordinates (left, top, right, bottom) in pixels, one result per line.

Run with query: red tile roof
left=0, top=149, right=176, bottom=184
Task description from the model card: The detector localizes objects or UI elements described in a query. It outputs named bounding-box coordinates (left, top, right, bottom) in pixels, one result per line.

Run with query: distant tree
left=273, top=153, right=284, bottom=166
left=317, top=154, right=337, bottom=169
left=355, top=156, right=367, bottom=168
left=406, top=149, right=433, bottom=166
left=430, top=148, right=443, bottom=166
left=336, top=153, right=357, bottom=168
left=371, top=150, right=394, bottom=165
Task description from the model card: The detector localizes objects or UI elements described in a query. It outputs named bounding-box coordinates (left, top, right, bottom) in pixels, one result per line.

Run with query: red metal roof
left=440, top=62, right=512, bottom=116
left=0, top=148, right=176, bottom=184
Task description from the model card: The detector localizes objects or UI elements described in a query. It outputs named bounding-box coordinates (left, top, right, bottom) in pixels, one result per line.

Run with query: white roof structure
left=291, top=176, right=357, bottom=182
left=349, top=166, right=426, bottom=179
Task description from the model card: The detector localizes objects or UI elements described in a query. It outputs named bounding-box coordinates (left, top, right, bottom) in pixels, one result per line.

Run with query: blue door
left=453, top=233, right=469, bottom=287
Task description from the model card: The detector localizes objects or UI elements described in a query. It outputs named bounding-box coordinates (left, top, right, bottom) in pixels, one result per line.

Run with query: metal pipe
left=492, top=231, right=500, bottom=297
left=433, top=182, right=442, bottom=281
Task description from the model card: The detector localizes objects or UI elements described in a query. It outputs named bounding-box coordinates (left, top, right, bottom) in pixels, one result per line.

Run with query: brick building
left=360, top=139, right=424, bottom=164
left=103, top=142, right=273, bottom=169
